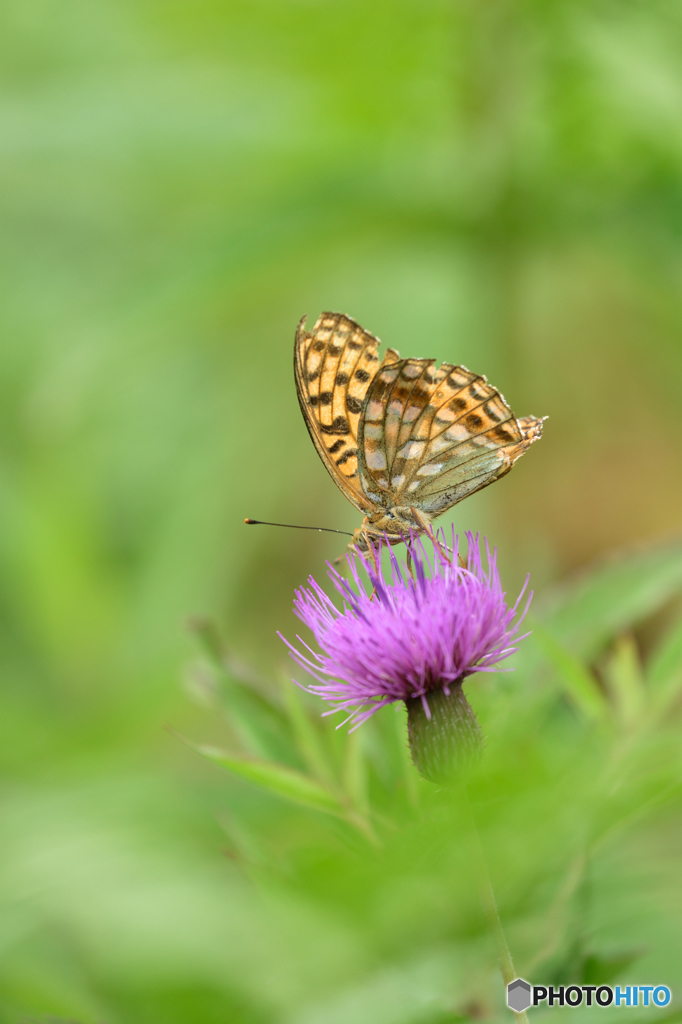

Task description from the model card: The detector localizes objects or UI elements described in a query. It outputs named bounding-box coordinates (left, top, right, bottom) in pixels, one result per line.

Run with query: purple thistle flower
left=279, top=529, right=532, bottom=782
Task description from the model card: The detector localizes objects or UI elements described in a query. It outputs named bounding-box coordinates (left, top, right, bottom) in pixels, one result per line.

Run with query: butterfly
left=294, top=312, right=544, bottom=552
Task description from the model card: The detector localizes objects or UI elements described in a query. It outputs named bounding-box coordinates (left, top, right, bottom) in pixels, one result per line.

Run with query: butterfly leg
left=409, top=506, right=452, bottom=565
left=360, top=526, right=381, bottom=600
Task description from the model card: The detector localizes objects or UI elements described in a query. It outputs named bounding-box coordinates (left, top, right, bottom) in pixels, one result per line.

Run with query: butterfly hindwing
left=294, top=312, right=399, bottom=514
left=358, top=356, right=543, bottom=513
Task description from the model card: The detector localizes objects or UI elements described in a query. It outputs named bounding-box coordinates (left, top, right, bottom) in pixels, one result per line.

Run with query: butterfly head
left=349, top=506, right=432, bottom=554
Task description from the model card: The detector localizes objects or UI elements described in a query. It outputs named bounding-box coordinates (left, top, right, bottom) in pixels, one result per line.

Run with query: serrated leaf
left=196, top=744, right=344, bottom=815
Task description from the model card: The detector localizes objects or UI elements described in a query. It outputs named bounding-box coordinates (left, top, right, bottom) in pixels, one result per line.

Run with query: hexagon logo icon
left=507, top=978, right=532, bottom=1012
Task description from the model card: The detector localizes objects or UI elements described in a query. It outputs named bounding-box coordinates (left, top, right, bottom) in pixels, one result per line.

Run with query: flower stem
left=460, top=785, right=528, bottom=1024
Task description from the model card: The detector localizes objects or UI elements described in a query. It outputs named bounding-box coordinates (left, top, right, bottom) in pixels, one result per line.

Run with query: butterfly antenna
left=244, top=518, right=354, bottom=538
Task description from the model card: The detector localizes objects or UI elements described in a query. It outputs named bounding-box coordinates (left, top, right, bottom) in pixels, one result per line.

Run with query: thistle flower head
left=280, top=529, right=531, bottom=780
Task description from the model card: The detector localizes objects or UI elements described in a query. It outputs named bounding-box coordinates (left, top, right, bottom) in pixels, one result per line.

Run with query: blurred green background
left=1, top=1, right=682, bottom=1021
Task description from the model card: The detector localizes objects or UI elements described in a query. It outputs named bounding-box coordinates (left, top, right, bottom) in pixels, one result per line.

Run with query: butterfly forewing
left=294, top=312, right=398, bottom=513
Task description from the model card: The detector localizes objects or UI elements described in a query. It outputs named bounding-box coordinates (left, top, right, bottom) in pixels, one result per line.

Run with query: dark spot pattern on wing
left=357, top=351, right=541, bottom=515
left=296, top=311, right=544, bottom=532
left=294, top=313, right=399, bottom=510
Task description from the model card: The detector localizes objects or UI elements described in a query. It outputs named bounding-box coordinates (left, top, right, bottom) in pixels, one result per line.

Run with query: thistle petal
left=281, top=529, right=531, bottom=733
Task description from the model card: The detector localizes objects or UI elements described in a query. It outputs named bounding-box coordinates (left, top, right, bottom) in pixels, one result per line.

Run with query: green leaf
left=582, top=949, right=645, bottom=985
left=279, top=675, right=338, bottom=788
left=216, top=677, right=296, bottom=763
left=646, top=614, right=682, bottom=712
left=532, top=623, right=608, bottom=721
left=195, top=744, right=344, bottom=816
left=188, top=617, right=295, bottom=762
left=601, top=633, right=645, bottom=728
left=540, top=540, right=682, bottom=660
left=342, top=729, right=370, bottom=816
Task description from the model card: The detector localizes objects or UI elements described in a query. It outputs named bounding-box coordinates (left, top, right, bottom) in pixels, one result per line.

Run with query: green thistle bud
left=407, top=682, right=483, bottom=785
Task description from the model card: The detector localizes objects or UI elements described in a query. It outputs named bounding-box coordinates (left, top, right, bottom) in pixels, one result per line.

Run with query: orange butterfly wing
left=294, top=312, right=399, bottom=515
